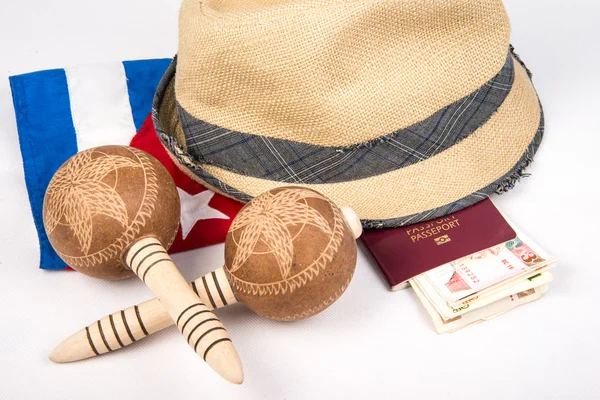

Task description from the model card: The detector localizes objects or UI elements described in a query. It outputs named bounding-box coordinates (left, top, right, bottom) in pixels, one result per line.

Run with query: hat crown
left=202, top=0, right=304, bottom=15
left=176, top=0, right=510, bottom=146
left=155, top=1, right=544, bottom=229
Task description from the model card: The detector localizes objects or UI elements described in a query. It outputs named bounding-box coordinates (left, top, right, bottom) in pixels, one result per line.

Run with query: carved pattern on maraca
left=45, top=148, right=159, bottom=266
left=226, top=188, right=344, bottom=296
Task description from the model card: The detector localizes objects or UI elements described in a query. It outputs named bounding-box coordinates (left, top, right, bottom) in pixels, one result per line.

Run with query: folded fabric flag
left=10, top=59, right=243, bottom=271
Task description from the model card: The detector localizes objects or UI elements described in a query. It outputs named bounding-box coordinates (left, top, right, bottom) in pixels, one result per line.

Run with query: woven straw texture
left=176, top=0, right=511, bottom=146
left=161, top=60, right=541, bottom=221
left=172, top=52, right=515, bottom=183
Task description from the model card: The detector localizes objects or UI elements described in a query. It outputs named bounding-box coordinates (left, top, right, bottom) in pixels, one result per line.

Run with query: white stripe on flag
left=65, top=62, right=136, bottom=150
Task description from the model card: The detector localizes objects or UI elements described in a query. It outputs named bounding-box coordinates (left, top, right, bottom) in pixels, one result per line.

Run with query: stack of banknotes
left=409, top=219, right=556, bottom=334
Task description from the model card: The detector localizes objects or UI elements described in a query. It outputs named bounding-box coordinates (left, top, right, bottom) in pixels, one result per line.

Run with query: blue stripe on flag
left=123, top=58, right=172, bottom=131
left=10, top=69, right=77, bottom=270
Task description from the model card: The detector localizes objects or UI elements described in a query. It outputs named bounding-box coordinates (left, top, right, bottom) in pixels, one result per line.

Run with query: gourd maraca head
left=43, top=145, right=180, bottom=280
left=224, top=187, right=357, bottom=321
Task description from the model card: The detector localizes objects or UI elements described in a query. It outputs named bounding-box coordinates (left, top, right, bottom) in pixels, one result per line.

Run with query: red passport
left=361, top=199, right=516, bottom=290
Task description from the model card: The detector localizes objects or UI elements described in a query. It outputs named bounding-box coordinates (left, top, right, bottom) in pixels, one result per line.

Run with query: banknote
left=422, top=234, right=554, bottom=305
left=411, top=271, right=554, bottom=321
left=411, top=280, right=548, bottom=334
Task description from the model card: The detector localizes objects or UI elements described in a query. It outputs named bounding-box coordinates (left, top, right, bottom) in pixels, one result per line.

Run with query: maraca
left=44, top=145, right=243, bottom=383
left=51, top=187, right=362, bottom=362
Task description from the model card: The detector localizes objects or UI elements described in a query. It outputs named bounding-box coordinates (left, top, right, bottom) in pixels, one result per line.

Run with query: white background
left=1, top=1, right=599, bottom=399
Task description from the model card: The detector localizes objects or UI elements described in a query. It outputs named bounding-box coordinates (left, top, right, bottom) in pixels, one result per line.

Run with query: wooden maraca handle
left=50, top=209, right=363, bottom=364
left=51, top=266, right=236, bottom=363
left=125, top=238, right=242, bottom=383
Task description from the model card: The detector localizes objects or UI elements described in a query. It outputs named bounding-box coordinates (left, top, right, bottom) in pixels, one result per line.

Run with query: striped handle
left=125, top=237, right=242, bottom=383
left=50, top=266, right=238, bottom=362
left=191, top=267, right=237, bottom=310
left=50, top=298, right=173, bottom=361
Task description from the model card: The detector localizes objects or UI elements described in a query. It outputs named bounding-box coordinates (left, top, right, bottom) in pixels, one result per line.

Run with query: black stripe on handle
left=202, top=275, right=217, bottom=309
left=203, top=338, right=232, bottom=361
left=109, top=314, right=125, bottom=348
left=129, top=242, right=162, bottom=274
left=176, top=303, right=204, bottom=327
left=97, top=320, right=112, bottom=352
left=85, top=326, right=100, bottom=356
left=141, top=258, right=171, bottom=283
left=186, top=318, right=220, bottom=344
left=212, top=271, right=228, bottom=306
left=135, top=250, right=168, bottom=276
left=134, top=305, right=148, bottom=336
left=121, top=310, right=136, bottom=342
left=194, top=327, right=226, bottom=354
left=180, top=310, right=211, bottom=335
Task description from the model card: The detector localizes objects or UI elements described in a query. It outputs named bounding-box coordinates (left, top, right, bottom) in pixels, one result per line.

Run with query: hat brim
left=154, top=57, right=543, bottom=228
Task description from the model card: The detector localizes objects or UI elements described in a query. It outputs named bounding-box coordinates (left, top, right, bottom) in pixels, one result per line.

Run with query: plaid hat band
left=172, top=53, right=515, bottom=184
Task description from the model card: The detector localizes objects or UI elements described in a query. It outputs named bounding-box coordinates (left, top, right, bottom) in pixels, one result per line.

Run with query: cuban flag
left=10, top=58, right=243, bottom=271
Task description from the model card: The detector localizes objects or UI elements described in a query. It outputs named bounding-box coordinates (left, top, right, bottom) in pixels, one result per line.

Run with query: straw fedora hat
left=153, top=0, right=544, bottom=228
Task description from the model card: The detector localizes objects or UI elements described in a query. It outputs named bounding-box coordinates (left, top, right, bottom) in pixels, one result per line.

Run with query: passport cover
left=361, top=199, right=516, bottom=290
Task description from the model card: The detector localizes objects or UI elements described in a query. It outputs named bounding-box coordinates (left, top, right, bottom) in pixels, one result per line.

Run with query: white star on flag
left=177, top=188, right=230, bottom=240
